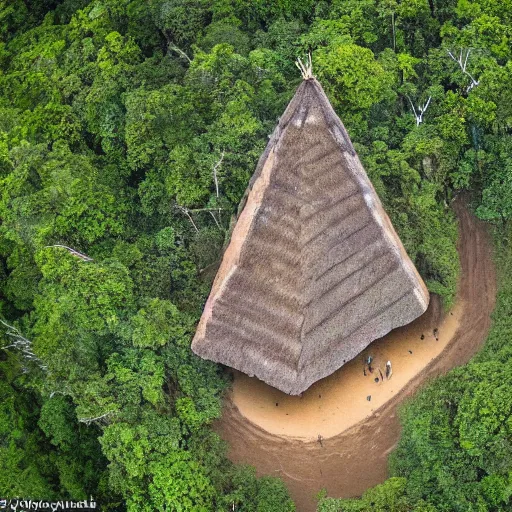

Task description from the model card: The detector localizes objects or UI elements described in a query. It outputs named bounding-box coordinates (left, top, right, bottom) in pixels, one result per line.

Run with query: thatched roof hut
left=192, top=76, right=429, bottom=395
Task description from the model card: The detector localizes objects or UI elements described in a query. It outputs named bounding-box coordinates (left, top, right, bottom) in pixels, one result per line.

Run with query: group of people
left=363, top=355, right=392, bottom=381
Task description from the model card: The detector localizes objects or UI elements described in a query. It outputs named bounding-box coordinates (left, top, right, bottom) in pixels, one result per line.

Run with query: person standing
left=386, top=360, right=393, bottom=380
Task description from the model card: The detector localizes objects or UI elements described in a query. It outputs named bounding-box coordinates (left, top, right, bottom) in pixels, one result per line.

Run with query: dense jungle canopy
left=1, top=0, right=512, bottom=510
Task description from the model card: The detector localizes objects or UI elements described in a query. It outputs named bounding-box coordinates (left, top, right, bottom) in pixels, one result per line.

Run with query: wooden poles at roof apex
left=295, top=53, right=314, bottom=80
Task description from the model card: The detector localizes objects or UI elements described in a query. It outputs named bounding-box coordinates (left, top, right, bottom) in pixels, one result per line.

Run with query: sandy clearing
left=231, top=296, right=461, bottom=440
left=214, top=197, right=496, bottom=512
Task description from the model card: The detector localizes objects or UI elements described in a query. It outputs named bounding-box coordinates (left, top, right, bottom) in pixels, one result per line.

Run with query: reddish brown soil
left=214, top=198, right=496, bottom=512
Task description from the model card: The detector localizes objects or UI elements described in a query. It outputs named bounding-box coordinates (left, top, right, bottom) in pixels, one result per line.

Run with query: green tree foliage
left=317, top=478, right=437, bottom=512
left=0, top=351, right=110, bottom=504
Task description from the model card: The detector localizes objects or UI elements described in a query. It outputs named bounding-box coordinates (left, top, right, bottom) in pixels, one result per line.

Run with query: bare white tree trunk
left=176, top=206, right=226, bottom=231
left=176, top=150, right=229, bottom=230
left=447, top=48, right=480, bottom=92
left=0, top=319, right=47, bottom=371
left=406, top=95, right=432, bottom=126
left=168, top=43, right=191, bottom=63
left=176, top=205, right=200, bottom=232
left=208, top=210, right=221, bottom=228
left=391, top=12, right=396, bottom=51
left=79, top=410, right=116, bottom=426
left=212, top=151, right=225, bottom=199
left=45, top=245, right=93, bottom=262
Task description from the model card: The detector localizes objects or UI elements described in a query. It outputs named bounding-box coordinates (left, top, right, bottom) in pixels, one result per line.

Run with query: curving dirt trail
left=214, top=197, right=496, bottom=512
left=230, top=294, right=460, bottom=440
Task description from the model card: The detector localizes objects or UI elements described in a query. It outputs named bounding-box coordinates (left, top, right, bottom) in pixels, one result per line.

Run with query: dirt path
left=214, top=198, right=496, bottom=512
left=231, top=295, right=460, bottom=440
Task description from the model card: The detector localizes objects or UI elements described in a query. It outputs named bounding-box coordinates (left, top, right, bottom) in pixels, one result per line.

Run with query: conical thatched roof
left=192, top=77, right=429, bottom=395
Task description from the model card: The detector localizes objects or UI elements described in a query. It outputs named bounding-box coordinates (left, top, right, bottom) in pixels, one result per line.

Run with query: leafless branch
left=188, top=207, right=226, bottom=213
left=391, top=12, right=396, bottom=51
left=79, top=410, right=116, bottom=426
left=0, top=319, right=47, bottom=370
left=406, top=94, right=417, bottom=119
left=212, top=151, right=225, bottom=198
left=175, top=205, right=199, bottom=232
left=176, top=204, right=227, bottom=232
left=49, top=390, right=67, bottom=399
left=168, top=43, right=191, bottom=63
left=406, top=95, right=432, bottom=126
left=208, top=210, right=221, bottom=228
left=45, top=244, right=93, bottom=262
left=447, top=48, right=480, bottom=92
left=296, top=52, right=313, bottom=80
left=463, top=48, right=471, bottom=70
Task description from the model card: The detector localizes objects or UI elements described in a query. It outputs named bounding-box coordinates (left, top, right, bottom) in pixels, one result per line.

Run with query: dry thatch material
left=192, top=77, right=430, bottom=395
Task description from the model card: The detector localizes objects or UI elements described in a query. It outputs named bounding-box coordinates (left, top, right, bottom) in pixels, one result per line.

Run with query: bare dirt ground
left=231, top=295, right=460, bottom=440
left=214, top=197, right=496, bottom=512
